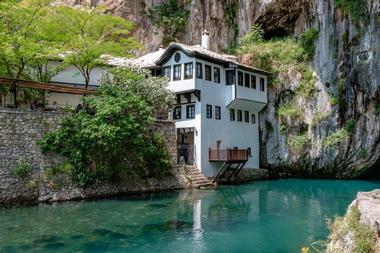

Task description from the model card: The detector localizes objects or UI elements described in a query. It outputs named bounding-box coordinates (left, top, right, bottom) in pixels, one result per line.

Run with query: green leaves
left=38, top=70, right=173, bottom=186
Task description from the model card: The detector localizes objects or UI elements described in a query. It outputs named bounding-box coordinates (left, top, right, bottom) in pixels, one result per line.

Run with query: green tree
left=0, top=0, right=53, bottom=105
left=52, top=6, right=140, bottom=88
left=38, top=69, right=174, bottom=186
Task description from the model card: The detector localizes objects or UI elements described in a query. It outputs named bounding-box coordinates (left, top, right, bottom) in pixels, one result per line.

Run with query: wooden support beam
left=0, top=77, right=96, bottom=95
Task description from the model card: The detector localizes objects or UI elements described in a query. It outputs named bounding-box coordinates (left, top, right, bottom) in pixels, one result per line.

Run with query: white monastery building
left=132, top=30, right=270, bottom=177
left=1, top=31, right=269, bottom=179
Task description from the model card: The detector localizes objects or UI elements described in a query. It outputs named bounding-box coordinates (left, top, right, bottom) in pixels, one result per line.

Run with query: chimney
left=159, top=44, right=165, bottom=51
left=201, top=29, right=210, bottom=50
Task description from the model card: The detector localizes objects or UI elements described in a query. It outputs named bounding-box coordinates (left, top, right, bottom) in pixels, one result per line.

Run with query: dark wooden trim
left=0, top=77, right=96, bottom=95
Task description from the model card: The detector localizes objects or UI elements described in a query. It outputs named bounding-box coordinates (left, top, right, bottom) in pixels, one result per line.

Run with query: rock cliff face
left=57, top=0, right=380, bottom=178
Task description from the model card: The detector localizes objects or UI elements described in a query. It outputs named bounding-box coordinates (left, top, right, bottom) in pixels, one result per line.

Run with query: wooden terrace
left=209, top=148, right=249, bottom=162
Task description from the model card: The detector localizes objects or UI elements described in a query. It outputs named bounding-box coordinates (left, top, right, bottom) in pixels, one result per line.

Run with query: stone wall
left=0, top=109, right=185, bottom=205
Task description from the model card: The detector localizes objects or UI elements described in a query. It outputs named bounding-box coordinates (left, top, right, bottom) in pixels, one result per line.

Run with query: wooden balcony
left=209, top=148, right=248, bottom=162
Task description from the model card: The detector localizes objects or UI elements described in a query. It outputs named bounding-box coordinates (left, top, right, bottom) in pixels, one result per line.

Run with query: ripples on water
left=1, top=179, right=380, bottom=253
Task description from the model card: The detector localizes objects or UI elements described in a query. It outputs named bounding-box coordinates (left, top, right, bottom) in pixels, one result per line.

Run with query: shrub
left=311, top=112, right=330, bottom=127
left=277, top=102, right=301, bottom=117
left=345, top=119, right=356, bottom=133
left=288, top=134, right=310, bottom=154
left=334, top=0, right=369, bottom=24
left=323, top=129, right=349, bottom=148
left=12, top=159, right=32, bottom=178
left=327, top=207, right=376, bottom=253
left=299, top=28, right=319, bottom=60
left=239, top=24, right=264, bottom=51
left=38, top=69, right=174, bottom=186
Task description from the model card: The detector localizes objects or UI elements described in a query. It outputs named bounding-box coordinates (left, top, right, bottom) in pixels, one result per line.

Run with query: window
left=226, top=70, right=235, bottom=85
left=251, top=114, right=256, bottom=124
left=184, top=63, right=193, bottom=79
left=174, top=52, right=181, bottom=62
left=215, top=106, right=221, bottom=120
left=206, top=104, right=212, bottom=118
left=173, top=106, right=181, bottom=119
left=237, top=110, right=242, bottom=122
left=205, top=65, right=212, bottom=81
left=245, top=111, right=249, bottom=123
left=230, top=108, right=235, bottom=121
left=173, top=64, right=181, bottom=81
left=163, top=66, right=171, bottom=81
left=186, top=105, right=195, bottom=119
left=238, top=71, right=243, bottom=86
left=196, top=62, right=203, bottom=79
left=260, top=77, right=265, bottom=91
left=251, top=75, right=256, bottom=89
left=248, top=147, right=252, bottom=157
left=245, top=73, right=250, bottom=87
left=214, top=67, right=220, bottom=83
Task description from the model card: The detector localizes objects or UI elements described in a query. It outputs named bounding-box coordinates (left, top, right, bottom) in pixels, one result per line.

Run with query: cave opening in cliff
left=359, top=160, right=380, bottom=179
left=263, top=27, right=290, bottom=40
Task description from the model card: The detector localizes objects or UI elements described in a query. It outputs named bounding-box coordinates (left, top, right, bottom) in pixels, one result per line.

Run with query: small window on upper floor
left=215, top=106, right=221, bottom=120
left=206, top=104, right=212, bottom=118
left=260, top=77, right=265, bottom=91
left=230, top=108, right=235, bottom=121
left=205, top=65, right=212, bottom=81
left=196, top=62, right=203, bottom=79
left=226, top=70, right=235, bottom=85
left=173, top=64, right=181, bottom=81
left=251, top=114, right=256, bottom=124
left=184, top=62, right=193, bottom=80
left=238, top=71, right=243, bottom=86
left=163, top=66, right=171, bottom=81
left=173, top=106, right=181, bottom=120
left=251, top=75, right=257, bottom=89
left=244, top=111, right=249, bottom=123
left=237, top=110, right=242, bottom=122
left=186, top=104, right=195, bottom=119
left=245, top=73, right=250, bottom=87
left=214, top=67, right=220, bottom=83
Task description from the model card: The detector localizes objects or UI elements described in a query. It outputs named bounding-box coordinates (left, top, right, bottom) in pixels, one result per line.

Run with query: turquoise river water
left=1, top=179, right=380, bottom=253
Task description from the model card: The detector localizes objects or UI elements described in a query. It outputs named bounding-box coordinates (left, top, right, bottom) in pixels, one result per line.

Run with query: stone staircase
left=185, top=166, right=215, bottom=189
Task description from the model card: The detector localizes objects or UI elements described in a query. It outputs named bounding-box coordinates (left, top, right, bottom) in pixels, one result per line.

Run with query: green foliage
left=280, top=124, right=287, bottom=134
left=327, top=207, right=376, bottom=253
left=323, top=129, right=349, bottom=148
left=223, top=1, right=239, bottom=41
left=277, top=102, right=301, bottom=117
left=237, top=25, right=318, bottom=98
left=334, top=0, right=369, bottom=24
left=239, top=24, right=264, bottom=51
left=311, top=112, right=330, bottom=127
left=12, top=158, right=32, bottom=178
left=329, top=93, right=339, bottom=106
left=299, top=28, right=319, bottom=60
left=288, top=134, right=310, bottom=154
left=51, top=6, right=140, bottom=87
left=38, top=70, right=173, bottom=186
left=47, top=161, right=73, bottom=179
left=149, top=0, right=189, bottom=45
left=345, top=119, right=356, bottom=133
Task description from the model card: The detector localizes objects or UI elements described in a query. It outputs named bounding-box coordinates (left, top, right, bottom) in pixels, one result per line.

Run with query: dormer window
left=184, top=63, right=193, bottom=79
left=205, top=65, right=212, bottom=81
left=173, top=64, right=181, bottom=81
left=163, top=66, right=171, bottom=81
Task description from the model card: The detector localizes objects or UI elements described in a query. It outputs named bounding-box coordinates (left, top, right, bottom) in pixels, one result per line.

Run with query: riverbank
left=327, top=189, right=380, bottom=253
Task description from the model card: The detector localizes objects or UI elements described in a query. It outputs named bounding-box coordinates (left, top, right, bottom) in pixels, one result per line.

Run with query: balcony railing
left=209, top=148, right=248, bottom=162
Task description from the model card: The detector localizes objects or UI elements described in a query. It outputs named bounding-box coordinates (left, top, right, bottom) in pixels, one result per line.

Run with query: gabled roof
left=103, top=42, right=271, bottom=76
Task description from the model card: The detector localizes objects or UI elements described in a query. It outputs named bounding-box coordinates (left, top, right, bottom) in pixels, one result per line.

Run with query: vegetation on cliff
left=149, top=0, right=189, bottom=45
left=38, top=68, right=175, bottom=186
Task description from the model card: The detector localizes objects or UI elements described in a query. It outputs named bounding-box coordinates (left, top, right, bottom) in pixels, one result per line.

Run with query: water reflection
left=0, top=179, right=379, bottom=253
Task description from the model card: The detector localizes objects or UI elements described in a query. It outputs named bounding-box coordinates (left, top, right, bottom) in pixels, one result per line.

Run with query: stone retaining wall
left=0, top=109, right=184, bottom=205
